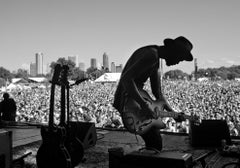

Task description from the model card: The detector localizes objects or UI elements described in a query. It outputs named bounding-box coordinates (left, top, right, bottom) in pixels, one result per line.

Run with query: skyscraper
left=30, top=62, right=37, bottom=76
left=36, top=52, right=44, bottom=75
left=116, top=64, right=123, bottom=72
left=111, top=62, right=116, bottom=73
left=46, top=63, right=51, bottom=74
left=194, top=58, right=198, bottom=81
left=90, top=58, right=97, bottom=69
left=194, top=58, right=198, bottom=74
left=79, top=62, right=85, bottom=71
left=103, top=52, right=109, bottom=70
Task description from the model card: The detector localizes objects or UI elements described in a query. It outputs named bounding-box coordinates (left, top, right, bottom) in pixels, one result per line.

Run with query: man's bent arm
left=150, top=69, right=174, bottom=112
left=121, top=53, right=156, bottom=108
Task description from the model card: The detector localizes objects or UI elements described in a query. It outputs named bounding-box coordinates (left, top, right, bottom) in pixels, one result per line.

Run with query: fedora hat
left=164, top=36, right=193, bottom=61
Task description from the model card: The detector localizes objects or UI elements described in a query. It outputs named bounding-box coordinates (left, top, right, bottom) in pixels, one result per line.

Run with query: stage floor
left=5, top=127, right=41, bottom=148
left=2, top=127, right=239, bottom=168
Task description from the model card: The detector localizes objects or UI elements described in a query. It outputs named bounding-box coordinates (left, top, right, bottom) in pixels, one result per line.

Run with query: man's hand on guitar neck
left=174, top=112, right=186, bottom=123
left=158, top=97, right=186, bottom=122
left=157, top=95, right=174, bottom=112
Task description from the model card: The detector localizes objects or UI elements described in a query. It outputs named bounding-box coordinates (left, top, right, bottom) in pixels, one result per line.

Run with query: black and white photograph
left=0, top=0, right=240, bottom=168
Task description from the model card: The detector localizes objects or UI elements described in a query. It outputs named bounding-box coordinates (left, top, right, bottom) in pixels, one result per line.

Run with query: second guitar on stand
left=59, top=65, right=85, bottom=167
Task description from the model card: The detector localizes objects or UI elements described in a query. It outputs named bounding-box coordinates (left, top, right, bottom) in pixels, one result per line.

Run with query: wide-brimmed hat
left=164, top=36, right=193, bottom=61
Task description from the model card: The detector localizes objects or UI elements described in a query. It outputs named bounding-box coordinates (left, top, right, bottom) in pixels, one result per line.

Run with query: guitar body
left=60, top=65, right=84, bottom=167
left=122, top=90, right=166, bottom=135
left=121, top=90, right=197, bottom=135
left=36, top=64, right=72, bottom=168
left=36, top=126, right=71, bottom=168
left=65, top=129, right=85, bottom=166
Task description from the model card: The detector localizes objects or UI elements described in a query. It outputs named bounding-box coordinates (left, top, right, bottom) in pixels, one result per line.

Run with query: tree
left=86, top=67, right=104, bottom=80
left=101, top=66, right=110, bottom=73
left=195, top=68, right=206, bottom=79
left=164, top=69, right=188, bottom=80
left=14, top=68, right=29, bottom=79
left=227, top=72, right=237, bottom=80
left=49, top=57, right=76, bottom=78
left=192, top=65, right=240, bottom=80
left=71, top=68, right=86, bottom=81
left=0, top=78, right=6, bottom=87
left=0, top=67, right=13, bottom=81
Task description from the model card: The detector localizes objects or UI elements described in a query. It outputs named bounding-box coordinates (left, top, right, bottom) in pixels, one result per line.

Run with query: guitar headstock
left=175, top=112, right=186, bottom=122
left=60, top=65, right=69, bottom=85
left=51, top=64, right=62, bottom=85
left=189, top=114, right=201, bottom=126
left=175, top=112, right=201, bottom=125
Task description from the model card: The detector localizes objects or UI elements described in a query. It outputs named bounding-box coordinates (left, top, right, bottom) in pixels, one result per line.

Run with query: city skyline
left=1, top=1, right=240, bottom=74
left=18, top=52, right=122, bottom=75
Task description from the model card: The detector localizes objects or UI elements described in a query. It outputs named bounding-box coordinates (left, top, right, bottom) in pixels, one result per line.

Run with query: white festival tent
left=95, top=73, right=121, bottom=83
left=3, top=77, right=48, bottom=91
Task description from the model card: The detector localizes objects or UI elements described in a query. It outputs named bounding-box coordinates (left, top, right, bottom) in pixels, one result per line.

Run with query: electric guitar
left=36, top=64, right=71, bottom=168
left=59, top=65, right=84, bottom=167
left=122, top=90, right=199, bottom=135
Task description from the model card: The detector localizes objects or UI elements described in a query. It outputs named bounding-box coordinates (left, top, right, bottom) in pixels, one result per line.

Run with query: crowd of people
left=1, top=79, right=240, bottom=136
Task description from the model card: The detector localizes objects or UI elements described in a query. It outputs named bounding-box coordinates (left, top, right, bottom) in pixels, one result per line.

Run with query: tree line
left=0, top=59, right=239, bottom=87
left=164, top=65, right=240, bottom=80
left=0, top=57, right=110, bottom=87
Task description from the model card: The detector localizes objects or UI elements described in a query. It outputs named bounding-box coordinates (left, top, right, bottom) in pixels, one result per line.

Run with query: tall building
left=90, top=58, right=97, bottom=69
left=79, top=62, right=85, bottom=71
left=36, top=52, right=44, bottom=75
left=116, top=64, right=123, bottom=72
left=46, top=63, right=51, bottom=74
left=111, top=62, right=116, bottom=73
left=194, top=58, right=198, bottom=81
left=194, top=58, right=198, bottom=74
left=68, top=55, right=79, bottom=67
left=30, top=62, right=37, bottom=76
left=103, top=52, right=109, bottom=70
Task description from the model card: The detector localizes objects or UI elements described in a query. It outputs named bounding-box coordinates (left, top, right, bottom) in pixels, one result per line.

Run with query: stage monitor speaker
left=0, top=130, right=12, bottom=168
left=109, top=147, right=193, bottom=168
left=69, top=121, right=97, bottom=149
left=189, top=120, right=231, bottom=147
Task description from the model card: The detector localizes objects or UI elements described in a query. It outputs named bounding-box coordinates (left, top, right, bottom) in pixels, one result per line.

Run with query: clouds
left=206, top=60, right=215, bottom=64
left=1, top=1, right=240, bottom=73
left=220, top=57, right=239, bottom=65
left=199, top=56, right=239, bottom=70
left=225, top=60, right=236, bottom=65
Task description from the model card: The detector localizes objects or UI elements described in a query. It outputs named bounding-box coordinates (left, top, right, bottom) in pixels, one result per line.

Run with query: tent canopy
left=11, top=77, right=48, bottom=84
left=95, top=73, right=121, bottom=83
left=28, top=77, right=48, bottom=83
left=12, top=78, right=28, bottom=84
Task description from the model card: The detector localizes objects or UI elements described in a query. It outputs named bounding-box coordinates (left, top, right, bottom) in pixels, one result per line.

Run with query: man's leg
left=140, top=127, right=163, bottom=151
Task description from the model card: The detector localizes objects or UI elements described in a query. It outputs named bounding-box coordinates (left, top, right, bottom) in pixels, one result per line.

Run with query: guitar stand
left=63, top=67, right=85, bottom=164
left=67, top=82, right=85, bottom=163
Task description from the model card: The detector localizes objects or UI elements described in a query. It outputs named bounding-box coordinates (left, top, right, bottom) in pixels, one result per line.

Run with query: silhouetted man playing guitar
left=113, top=36, right=194, bottom=151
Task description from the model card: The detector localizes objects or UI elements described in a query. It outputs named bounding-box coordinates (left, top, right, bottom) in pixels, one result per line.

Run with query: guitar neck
left=49, top=86, right=55, bottom=130
left=160, top=111, right=192, bottom=120
left=48, top=64, right=61, bottom=130
left=59, top=65, right=69, bottom=127
left=60, top=84, right=66, bottom=126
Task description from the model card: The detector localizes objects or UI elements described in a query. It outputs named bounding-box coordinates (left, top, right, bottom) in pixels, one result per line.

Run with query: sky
left=0, top=0, right=240, bottom=74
